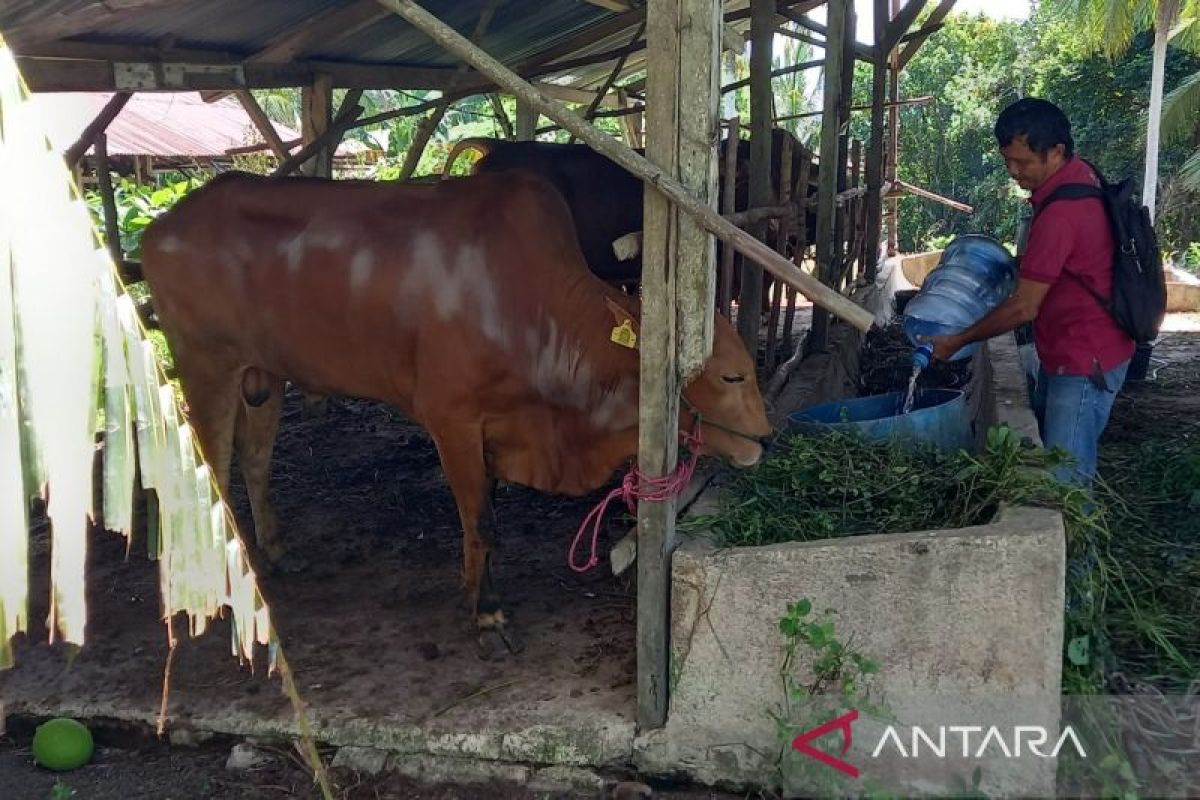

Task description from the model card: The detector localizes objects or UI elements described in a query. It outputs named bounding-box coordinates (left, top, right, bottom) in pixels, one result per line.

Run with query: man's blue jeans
left=1030, top=361, right=1130, bottom=485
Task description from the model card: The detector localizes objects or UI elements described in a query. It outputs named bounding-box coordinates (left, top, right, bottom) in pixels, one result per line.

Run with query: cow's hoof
left=476, top=611, right=524, bottom=660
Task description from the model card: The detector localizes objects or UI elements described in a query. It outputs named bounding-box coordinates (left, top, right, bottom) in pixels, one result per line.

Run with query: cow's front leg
left=430, top=425, right=523, bottom=658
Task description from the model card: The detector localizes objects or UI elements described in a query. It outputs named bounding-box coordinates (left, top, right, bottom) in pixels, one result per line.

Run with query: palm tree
left=1047, top=0, right=1199, bottom=221
left=1160, top=11, right=1200, bottom=189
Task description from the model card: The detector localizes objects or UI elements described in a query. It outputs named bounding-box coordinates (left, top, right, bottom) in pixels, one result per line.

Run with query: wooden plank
left=765, top=135, right=793, bottom=373
left=14, top=56, right=454, bottom=92
left=375, top=0, right=876, bottom=333
left=864, top=0, right=890, bottom=282
left=94, top=133, right=123, bottom=265
left=887, top=0, right=901, bottom=256
left=631, top=0, right=719, bottom=731
left=581, top=0, right=633, bottom=9
left=736, top=0, right=775, bottom=353
left=616, top=89, right=642, bottom=148
left=773, top=94, right=933, bottom=121
left=776, top=7, right=876, bottom=61
left=719, top=116, right=741, bottom=317
left=808, top=0, right=848, bottom=352
left=847, top=138, right=864, bottom=285
left=515, top=101, right=537, bottom=140
left=893, top=179, right=974, bottom=213
left=64, top=91, right=131, bottom=167
left=236, top=90, right=289, bottom=161
left=300, top=74, right=333, bottom=177
left=781, top=152, right=813, bottom=353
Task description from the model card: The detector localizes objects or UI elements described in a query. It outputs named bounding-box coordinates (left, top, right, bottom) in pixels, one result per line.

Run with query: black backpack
left=1032, top=162, right=1166, bottom=344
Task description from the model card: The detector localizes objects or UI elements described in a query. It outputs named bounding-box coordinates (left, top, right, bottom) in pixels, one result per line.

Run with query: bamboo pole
left=399, top=0, right=500, bottom=180
left=374, top=0, right=875, bottom=334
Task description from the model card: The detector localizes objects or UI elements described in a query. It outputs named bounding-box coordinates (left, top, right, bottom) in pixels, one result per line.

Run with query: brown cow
left=140, top=170, right=771, bottom=654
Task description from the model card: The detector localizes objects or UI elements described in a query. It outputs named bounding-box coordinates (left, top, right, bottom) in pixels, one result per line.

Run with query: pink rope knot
left=568, top=421, right=704, bottom=573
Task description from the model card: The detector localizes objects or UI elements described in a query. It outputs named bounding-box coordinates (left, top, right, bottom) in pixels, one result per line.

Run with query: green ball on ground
left=32, top=718, right=94, bottom=771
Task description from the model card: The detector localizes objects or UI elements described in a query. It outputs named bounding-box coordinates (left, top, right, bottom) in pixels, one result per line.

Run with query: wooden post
left=487, top=93, right=514, bottom=139
left=376, top=0, right=876, bottom=333
left=616, top=89, right=643, bottom=149
left=887, top=0, right=901, bottom=256
left=781, top=151, right=812, bottom=352
left=765, top=135, right=792, bottom=373
left=737, top=0, right=775, bottom=354
left=301, top=74, right=333, bottom=177
left=718, top=115, right=740, bottom=317
left=236, top=90, right=289, bottom=162
left=64, top=91, right=131, bottom=168
left=864, top=0, right=889, bottom=282
left=848, top=138, right=864, bottom=285
left=93, top=133, right=123, bottom=265
left=516, top=100, right=537, bottom=140
left=809, top=0, right=849, bottom=352
left=637, top=0, right=720, bottom=729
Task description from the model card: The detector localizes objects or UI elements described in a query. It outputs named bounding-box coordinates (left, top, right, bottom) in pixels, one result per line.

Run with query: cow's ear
left=603, top=296, right=639, bottom=332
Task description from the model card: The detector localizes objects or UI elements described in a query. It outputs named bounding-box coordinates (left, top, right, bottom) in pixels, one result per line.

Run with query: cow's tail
left=442, top=137, right=497, bottom=180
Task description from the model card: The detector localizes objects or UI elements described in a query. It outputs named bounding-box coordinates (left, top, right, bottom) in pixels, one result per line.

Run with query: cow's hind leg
left=430, top=423, right=523, bottom=658
left=234, top=368, right=287, bottom=563
left=172, top=352, right=240, bottom=499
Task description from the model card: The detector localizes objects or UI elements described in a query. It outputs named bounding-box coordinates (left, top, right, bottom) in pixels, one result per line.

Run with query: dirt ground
left=1103, top=322, right=1200, bottom=446
left=1, top=382, right=679, bottom=798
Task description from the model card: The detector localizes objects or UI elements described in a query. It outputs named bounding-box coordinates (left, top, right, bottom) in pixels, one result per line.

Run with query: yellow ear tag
left=611, top=319, right=638, bottom=349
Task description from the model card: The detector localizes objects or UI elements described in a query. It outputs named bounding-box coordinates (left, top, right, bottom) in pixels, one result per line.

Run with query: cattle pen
left=0, top=1, right=1020, bottom=797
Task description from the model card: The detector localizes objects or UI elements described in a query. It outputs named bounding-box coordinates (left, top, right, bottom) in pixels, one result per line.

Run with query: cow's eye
left=721, top=374, right=745, bottom=384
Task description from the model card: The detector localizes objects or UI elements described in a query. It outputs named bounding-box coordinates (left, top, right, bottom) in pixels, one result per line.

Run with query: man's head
left=995, top=98, right=1074, bottom=192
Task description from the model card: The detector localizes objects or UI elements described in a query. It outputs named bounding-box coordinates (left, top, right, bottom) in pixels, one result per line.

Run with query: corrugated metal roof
left=30, top=91, right=366, bottom=158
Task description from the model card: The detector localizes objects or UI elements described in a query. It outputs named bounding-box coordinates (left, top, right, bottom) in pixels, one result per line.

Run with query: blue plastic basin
left=787, top=389, right=973, bottom=453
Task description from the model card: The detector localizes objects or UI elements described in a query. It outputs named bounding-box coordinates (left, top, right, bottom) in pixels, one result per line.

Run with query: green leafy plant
left=84, top=176, right=203, bottom=259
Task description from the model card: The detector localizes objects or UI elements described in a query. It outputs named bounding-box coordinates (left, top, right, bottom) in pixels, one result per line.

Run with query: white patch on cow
left=531, top=317, right=593, bottom=410
left=306, top=229, right=346, bottom=251
left=279, top=235, right=306, bottom=272
left=400, top=233, right=508, bottom=347
left=590, top=377, right=638, bottom=430
left=157, top=235, right=181, bottom=253
left=349, top=249, right=375, bottom=291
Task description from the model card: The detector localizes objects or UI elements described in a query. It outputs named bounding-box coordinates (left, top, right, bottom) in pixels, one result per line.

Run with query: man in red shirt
left=925, top=98, right=1134, bottom=485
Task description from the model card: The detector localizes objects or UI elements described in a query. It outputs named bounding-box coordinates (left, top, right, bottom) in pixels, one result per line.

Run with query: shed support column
left=515, top=100, right=537, bottom=140
left=94, top=133, right=122, bottom=265
left=638, top=0, right=720, bottom=730
left=809, top=0, right=849, bottom=352
left=737, top=0, right=774, bottom=353
left=887, top=0, right=901, bottom=255
left=864, top=0, right=889, bottom=282
left=301, top=74, right=333, bottom=177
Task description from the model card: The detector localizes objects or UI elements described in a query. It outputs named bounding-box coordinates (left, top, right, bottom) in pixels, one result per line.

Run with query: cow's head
left=603, top=298, right=770, bottom=467
left=683, top=312, right=772, bottom=467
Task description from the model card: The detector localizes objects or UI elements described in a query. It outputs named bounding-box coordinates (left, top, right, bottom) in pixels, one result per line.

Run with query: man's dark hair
left=995, top=98, right=1075, bottom=158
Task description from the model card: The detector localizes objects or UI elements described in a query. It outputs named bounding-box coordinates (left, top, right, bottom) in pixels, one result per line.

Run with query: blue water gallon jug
left=903, top=234, right=1017, bottom=362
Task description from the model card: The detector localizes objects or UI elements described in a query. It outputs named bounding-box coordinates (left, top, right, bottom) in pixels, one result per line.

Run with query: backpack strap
left=1027, top=183, right=1112, bottom=307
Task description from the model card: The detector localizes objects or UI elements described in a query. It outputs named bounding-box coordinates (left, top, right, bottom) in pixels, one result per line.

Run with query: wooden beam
left=14, top=56, right=455, bottom=92
left=864, top=0, right=890, bottom=282
left=881, top=0, right=930, bottom=57
left=94, top=133, right=123, bottom=265
left=534, top=82, right=619, bottom=108
left=515, top=101, right=537, bottom=140
left=776, top=8, right=876, bottom=62
left=719, top=115, right=741, bottom=317
left=636, top=0, right=720, bottom=731
left=570, top=21, right=645, bottom=143
left=580, top=0, right=633, bottom=9
left=720, top=58, right=823, bottom=93
left=897, top=0, right=957, bottom=70
left=375, top=0, right=876, bottom=333
left=616, top=89, right=642, bottom=148
left=274, top=92, right=363, bottom=177
left=64, top=91, right=132, bottom=168
left=773, top=94, right=933, bottom=121
left=809, top=0, right=849, bottom=352
left=737, top=0, right=775, bottom=352
left=893, top=179, right=973, bottom=213
left=1, top=0, right=189, bottom=48
left=236, top=90, right=289, bottom=161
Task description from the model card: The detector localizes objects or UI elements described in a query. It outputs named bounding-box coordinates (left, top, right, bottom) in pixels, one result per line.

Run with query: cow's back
left=472, top=142, right=644, bottom=282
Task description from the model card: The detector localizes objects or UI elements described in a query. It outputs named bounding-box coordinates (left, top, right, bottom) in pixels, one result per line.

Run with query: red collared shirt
left=1021, top=157, right=1135, bottom=375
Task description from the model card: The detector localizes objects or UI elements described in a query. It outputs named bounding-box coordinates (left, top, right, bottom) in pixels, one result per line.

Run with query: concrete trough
left=634, top=256, right=1066, bottom=797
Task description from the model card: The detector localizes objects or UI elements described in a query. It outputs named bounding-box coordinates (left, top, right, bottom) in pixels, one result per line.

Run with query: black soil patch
left=858, top=318, right=973, bottom=397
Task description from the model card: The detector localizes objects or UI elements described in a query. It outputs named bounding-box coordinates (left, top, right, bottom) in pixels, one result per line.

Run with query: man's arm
left=922, top=278, right=1051, bottom=361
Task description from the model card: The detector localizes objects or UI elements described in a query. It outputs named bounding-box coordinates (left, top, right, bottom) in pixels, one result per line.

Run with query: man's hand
left=920, top=334, right=964, bottom=363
